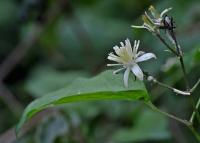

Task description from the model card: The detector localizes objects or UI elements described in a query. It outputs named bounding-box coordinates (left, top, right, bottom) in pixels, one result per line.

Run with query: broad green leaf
left=25, top=66, right=88, bottom=97
left=16, top=70, right=148, bottom=134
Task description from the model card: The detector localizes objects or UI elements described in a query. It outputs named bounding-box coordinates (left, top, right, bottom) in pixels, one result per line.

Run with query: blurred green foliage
left=0, top=0, right=200, bottom=143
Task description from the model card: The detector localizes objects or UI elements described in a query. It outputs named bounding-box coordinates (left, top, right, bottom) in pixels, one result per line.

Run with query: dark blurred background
left=0, top=0, right=200, bottom=143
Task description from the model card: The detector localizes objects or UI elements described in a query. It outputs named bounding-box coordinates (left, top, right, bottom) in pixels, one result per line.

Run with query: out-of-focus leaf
left=25, top=66, right=88, bottom=97
left=16, top=70, right=148, bottom=134
left=0, top=0, right=17, bottom=26
left=35, top=115, right=68, bottom=143
left=112, top=108, right=171, bottom=142
left=193, top=45, right=200, bottom=62
left=56, top=10, right=132, bottom=69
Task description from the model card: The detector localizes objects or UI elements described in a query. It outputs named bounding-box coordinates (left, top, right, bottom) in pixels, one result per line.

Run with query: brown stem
left=0, top=82, right=23, bottom=117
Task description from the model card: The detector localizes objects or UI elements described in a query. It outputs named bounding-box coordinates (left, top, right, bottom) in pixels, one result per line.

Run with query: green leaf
left=16, top=70, right=149, bottom=134
left=35, top=115, right=68, bottom=143
left=25, top=66, right=88, bottom=97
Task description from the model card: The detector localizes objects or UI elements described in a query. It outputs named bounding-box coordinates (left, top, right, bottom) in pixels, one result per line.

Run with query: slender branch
left=190, top=78, right=200, bottom=93
left=146, top=75, right=190, bottom=96
left=155, top=33, right=190, bottom=90
left=180, top=57, right=189, bottom=89
left=0, top=82, right=23, bottom=117
left=173, top=40, right=200, bottom=123
left=0, top=25, right=43, bottom=81
left=155, top=33, right=179, bottom=56
left=188, top=126, right=200, bottom=141
left=146, top=101, right=200, bottom=142
left=156, top=32, right=200, bottom=121
left=169, top=120, right=187, bottom=143
left=187, top=72, right=200, bottom=125
left=190, top=97, right=200, bottom=123
left=172, top=24, right=200, bottom=126
left=175, top=44, right=190, bottom=90
left=145, top=101, right=191, bottom=126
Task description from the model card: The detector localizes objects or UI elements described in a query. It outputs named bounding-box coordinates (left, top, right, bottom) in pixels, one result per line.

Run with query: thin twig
left=190, top=97, right=200, bottom=123
left=0, top=25, right=43, bottom=81
left=146, top=101, right=200, bottom=142
left=146, top=75, right=190, bottom=96
left=155, top=32, right=200, bottom=121
left=0, top=82, right=23, bottom=117
left=146, top=101, right=191, bottom=126
left=179, top=56, right=190, bottom=90
left=170, top=30, right=189, bottom=90
left=173, top=27, right=200, bottom=129
left=188, top=126, right=200, bottom=141
left=190, top=78, right=200, bottom=93
left=155, top=33, right=190, bottom=90
left=155, top=33, right=178, bottom=56
left=169, top=120, right=187, bottom=143
left=174, top=43, right=190, bottom=90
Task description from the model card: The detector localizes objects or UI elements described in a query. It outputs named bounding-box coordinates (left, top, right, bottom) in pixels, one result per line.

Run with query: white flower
left=107, top=39, right=156, bottom=87
left=148, top=5, right=172, bottom=26
left=132, top=5, right=172, bottom=33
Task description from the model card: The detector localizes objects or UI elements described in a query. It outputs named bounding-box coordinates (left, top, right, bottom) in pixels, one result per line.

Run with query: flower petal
left=135, top=40, right=140, bottom=52
left=131, top=64, right=143, bottom=80
left=113, top=46, right=121, bottom=56
left=136, top=51, right=145, bottom=57
left=143, top=23, right=155, bottom=32
left=148, top=5, right=160, bottom=19
left=125, top=39, right=134, bottom=59
left=113, top=46, right=120, bottom=51
left=125, top=38, right=133, bottom=55
left=135, top=53, right=156, bottom=63
left=107, top=63, right=123, bottom=67
left=131, top=25, right=146, bottom=29
left=108, top=52, right=117, bottom=58
left=123, top=68, right=130, bottom=87
left=120, top=42, right=125, bottom=47
left=144, top=12, right=155, bottom=24
left=113, top=67, right=125, bottom=74
left=133, top=40, right=140, bottom=55
left=107, top=55, right=122, bottom=63
left=160, top=7, right=172, bottom=17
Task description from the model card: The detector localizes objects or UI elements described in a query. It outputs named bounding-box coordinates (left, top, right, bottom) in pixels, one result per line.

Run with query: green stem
left=145, top=101, right=200, bottom=142
left=155, top=33, right=200, bottom=121
left=179, top=56, right=190, bottom=90
left=190, top=97, right=200, bottom=123
left=173, top=37, right=189, bottom=90
left=146, top=75, right=190, bottom=96
left=155, top=33, right=178, bottom=56
left=189, top=76, right=200, bottom=124
left=155, top=33, right=190, bottom=90
left=188, top=126, right=200, bottom=141
left=145, top=101, right=191, bottom=126
left=172, top=40, right=200, bottom=123
left=190, top=78, right=200, bottom=93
